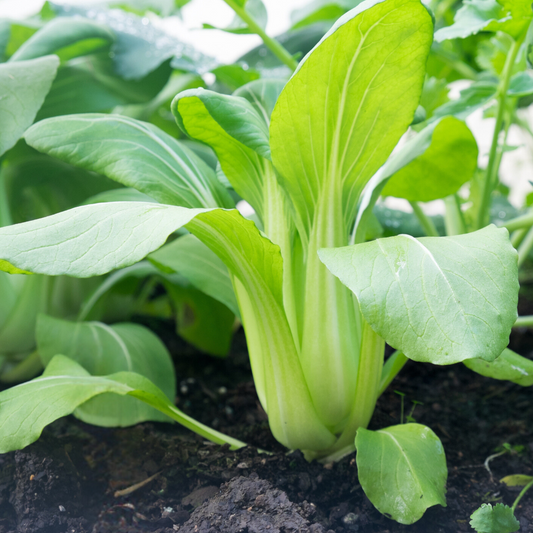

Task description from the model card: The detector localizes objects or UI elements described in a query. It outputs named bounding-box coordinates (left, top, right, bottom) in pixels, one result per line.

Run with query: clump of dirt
left=179, top=475, right=325, bottom=533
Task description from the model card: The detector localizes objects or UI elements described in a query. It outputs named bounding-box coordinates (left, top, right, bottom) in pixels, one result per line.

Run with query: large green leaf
left=9, top=18, right=115, bottom=62
left=382, top=117, right=478, bottom=202
left=319, top=226, right=518, bottom=365
left=0, top=202, right=212, bottom=277
left=37, top=54, right=172, bottom=119
left=0, top=354, right=245, bottom=453
left=0, top=55, right=59, bottom=156
left=36, top=314, right=175, bottom=426
left=172, top=88, right=271, bottom=218
left=149, top=234, right=240, bottom=318
left=464, top=348, right=533, bottom=386
left=269, top=0, right=433, bottom=234
left=355, top=424, right=447, bottom=524
left=51, top=4, right=216, bottom=79
left=25, top=114, right=232, bottom=208
left=353, top=120, right=441, bottom=243
left=291, top=0, right=361, bottom=29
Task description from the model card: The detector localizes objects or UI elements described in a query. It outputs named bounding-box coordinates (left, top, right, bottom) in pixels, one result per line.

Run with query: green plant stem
left=444, top=194, right=466, bottom=236
left=0, top=351, right=43, bottom=384
left=222, top=0, right=298, bottom=72
left=511, top=228, right=527, bottom=248
left=378, top=351, right=408, bottom=396
left=476, top=31, right=526, bottom=230
left=0, top=170, right=13, bottom=228
left=517, top=224, right=533, bottom=267
left=512, top=479, right=533, bottom=513
left=502, top=212, right=533, bottom=232
left=409, top=201, right=439, bottom=237
left=514, top=315, right=533, bottom=327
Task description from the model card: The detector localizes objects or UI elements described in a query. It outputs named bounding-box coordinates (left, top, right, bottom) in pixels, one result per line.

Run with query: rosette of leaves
left=0, top=0, right=525, bottom=525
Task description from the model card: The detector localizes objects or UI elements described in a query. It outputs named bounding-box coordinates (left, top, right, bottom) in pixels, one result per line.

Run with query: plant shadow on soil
left=1, top=300, right=533, bottom=533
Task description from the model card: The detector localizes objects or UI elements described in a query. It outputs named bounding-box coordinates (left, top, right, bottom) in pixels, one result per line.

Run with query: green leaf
left=269, top=0, right=433, bottom=235
left=3, top=154, right=119, bottom=223
left=204, top=0, right=268, bottom=34
left=36, top=314, right=175, bottom=426
left=0, top=202, right=213, bottom=277
left=37, top=54, right=172, bottom=119
left=291, top=0, right=360, bottom=29
left=470, top=503, right=519, bottom=533
left=211, top=64, right=260, bottom=91
left=0, top=271, right=17, bottom=329
left=464, top=348, right=533, bottom=386
left=3, top=21, right=39, bottom=59
left=51, top=4, right=217, bottom=78
left=173, top=89, right=270, bottom=159
left=434, top=0, right=531, bottom=42
left=353, top=120, right=442, bottom=243
left=0, top=19, right=11, bottom=62
left=164, top=283, right=235, bottom=357
left=434, top=0, right=504, bottom=41
left=172, top=88, right=271, bottom=218
left=433, top=80, right=498, bottom=119
left=319, top=226, right=519, bottom=365
left=508, top=72, right=533, bottom=97
left=9, top=17, right=115, bottom=62
left=382, top=117, right=478, bottom=202
left=25, top=114, right=232, bottom=209
left=0, top=275, right=50, bottom=356
left=82, top=188, right=156, bottom=205
left=149, top=234, right=240, bottom=318
left=501, top=474, right=533, bottom=487
left=233, top=78, right=286, bottom=123
left=0, top=354, right=245, bottom=453
left=0, top=55, right=59, bottom=157
left=355, top=423, right=447, bottom=524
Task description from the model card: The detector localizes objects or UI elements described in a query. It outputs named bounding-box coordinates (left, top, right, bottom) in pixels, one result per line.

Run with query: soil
left=2, top=307, right=533, bottom=533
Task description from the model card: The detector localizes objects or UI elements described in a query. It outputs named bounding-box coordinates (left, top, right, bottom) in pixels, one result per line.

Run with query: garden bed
left=1, top=319, right=533, bottom=533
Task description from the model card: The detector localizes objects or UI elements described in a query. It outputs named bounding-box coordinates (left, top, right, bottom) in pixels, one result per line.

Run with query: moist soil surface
left=2, top=313, right=533, bottom=533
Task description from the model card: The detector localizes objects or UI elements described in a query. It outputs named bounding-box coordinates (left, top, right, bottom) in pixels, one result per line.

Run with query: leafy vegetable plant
left=0, top=0, right=525, bottom=525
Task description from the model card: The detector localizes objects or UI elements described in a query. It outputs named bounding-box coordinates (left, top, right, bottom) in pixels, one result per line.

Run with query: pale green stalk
left=312, top=320, right=385, bottom=462
left=0, top=350, right=43, bottom=383
left=444, top=194, right=466, bottom=236
left=378, top=351, right=408, bottom=396
left=410, top=201, right=439, bottom=237
left=477, top=30, right=527, bottom=230
left=299, top=180, right=360, bottom=428
left=517, top=225, right=533, bottom=267
left=221, top=0, right=298, bottom=72
left=513, top=315, right=533, bottom=327
left=502, top=211, right=533, bottom=232
left=0, top=171, right=12, bottom=228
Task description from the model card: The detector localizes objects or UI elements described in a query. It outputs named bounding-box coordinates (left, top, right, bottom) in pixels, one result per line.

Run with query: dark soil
left=2, top=313, right=533, bottom=533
